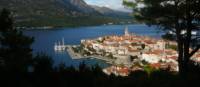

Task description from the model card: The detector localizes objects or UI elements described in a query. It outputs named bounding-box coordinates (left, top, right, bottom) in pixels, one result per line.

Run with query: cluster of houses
left=103, top=66, right=130, bottom=76
left=79, top=26, right=200, bottom=76
left=191, top=50, right=200, bottom=65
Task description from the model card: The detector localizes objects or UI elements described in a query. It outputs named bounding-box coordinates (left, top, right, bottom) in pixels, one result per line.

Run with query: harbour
left=23, top=24, right=164, bottom=67
left=51, top=26, right=178, bottom=76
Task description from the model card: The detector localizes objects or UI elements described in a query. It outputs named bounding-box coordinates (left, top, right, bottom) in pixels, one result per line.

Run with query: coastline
left=17, top=24, right=137, bottom=30
left=66, top=45, right=115, bottom=65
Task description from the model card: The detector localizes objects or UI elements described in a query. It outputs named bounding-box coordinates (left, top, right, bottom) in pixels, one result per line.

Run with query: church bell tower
left=124, top=26, right=129, bottom=36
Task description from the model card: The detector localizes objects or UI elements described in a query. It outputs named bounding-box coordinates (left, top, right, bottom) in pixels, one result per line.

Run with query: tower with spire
left=124, top=26, right=129, bottom=36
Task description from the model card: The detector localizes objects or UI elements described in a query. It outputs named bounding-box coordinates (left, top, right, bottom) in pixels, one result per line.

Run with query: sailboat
left=54, top=38, right=66, bottom=51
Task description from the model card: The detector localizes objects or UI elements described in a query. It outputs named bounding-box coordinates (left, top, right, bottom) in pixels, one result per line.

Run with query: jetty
left=65, top=45, right=83, bottom=59
left=66, top=45, right=114, bottom=64
left=53, top=38, right=114, bottom=64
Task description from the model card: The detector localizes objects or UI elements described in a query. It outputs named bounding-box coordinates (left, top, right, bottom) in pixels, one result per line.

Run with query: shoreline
left=18, top=24, right=137, bottom=30
left=66, top=45, right=115, bottom=65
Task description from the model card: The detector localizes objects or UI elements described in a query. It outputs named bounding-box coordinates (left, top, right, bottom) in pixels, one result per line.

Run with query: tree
left=0, top=9, right=13, bottom=32
left=32, top=54, right=53, bottom=73
left=0, top=8, right=34, bottom=72
left=141, top=44, right=145, bottom=49
left=162, top=32, right=176, bottom=41
left=123, top=0, right=200, bottom=75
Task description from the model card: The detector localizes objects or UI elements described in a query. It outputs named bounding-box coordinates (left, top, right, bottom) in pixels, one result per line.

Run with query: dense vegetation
left=1, top=62, right=200, bottom=87
left=123, top=0, right=200, bottom=75
left=1, top=4, right=200, bottom=87
left=16, top=15, right=132, bottom=27
left=162, top=33, right=176, bottom=41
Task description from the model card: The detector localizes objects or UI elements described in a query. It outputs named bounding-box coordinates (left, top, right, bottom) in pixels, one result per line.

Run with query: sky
left=84, top=0, right=132, bottom=12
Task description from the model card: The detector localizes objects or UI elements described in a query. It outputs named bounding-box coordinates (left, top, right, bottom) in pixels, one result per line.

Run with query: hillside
left=91, top=5, right=131, bottom=19
left=0, top=0, right=132, bottom=27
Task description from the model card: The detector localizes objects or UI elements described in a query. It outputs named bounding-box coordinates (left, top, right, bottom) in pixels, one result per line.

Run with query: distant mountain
left=0, top=0, right=132, bottom=27
left=91, top=5, right=131, bottom=18
left=0, top=0, right=99, bottom=17
left=68, top=0, right=97, bottom=14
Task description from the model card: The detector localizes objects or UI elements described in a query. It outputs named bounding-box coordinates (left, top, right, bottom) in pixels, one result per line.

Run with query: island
left=62, top=26, right=200, bottom=76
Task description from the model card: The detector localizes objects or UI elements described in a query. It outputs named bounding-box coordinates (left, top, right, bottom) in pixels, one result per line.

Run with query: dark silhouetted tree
left=141, top=44, right=145, bottom=49
left=32, top=54, right=53, bottom=73
left=123, top=0, right=200, bottom=75
left=0, top=8, right=13, bottom=32
left=0, top=8, right=34, bottom=72
left=162, top=33, right=176, bottom=41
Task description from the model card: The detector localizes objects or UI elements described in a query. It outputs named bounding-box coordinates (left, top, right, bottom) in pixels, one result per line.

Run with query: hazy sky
left=84, top=0, right=131, bottom=12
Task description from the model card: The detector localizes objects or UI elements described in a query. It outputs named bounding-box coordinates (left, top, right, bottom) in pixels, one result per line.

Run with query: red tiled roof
left=144, top=40, right=156, bottom=44
left=167, top=56, right=178, bottom=60
left=146, top=50, right=164, bottom=55
left=195, top=54, right=200, bottom=58
left=118, top=67, right=129, bottom=74
left=150, top=63, right=161, bottom=68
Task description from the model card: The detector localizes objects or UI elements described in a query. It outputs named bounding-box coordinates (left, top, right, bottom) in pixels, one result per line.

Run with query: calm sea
left=23, top=24, right=164, bottom=67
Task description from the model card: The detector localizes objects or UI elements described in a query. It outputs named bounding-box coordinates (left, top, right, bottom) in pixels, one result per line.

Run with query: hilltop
left=0, top=0, right=132, bottom=27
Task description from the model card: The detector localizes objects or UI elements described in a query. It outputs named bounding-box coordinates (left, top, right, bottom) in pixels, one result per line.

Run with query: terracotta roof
left=144, top=50, right=164, bottom=55
left=144, top=40, right=156, bottom=44
left=167, top=56, right=178, bottom=60
left=150, top=63, right=161, bottom=68
left=165, top=49, right=177, bottom=55
left=195, top=54, right=200, bottom=58
left=118, top=67, right=129, bottom=74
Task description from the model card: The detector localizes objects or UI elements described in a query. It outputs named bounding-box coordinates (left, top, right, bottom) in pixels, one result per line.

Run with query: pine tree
left=0, top=8, right=34, bottom=72
left=123, top=0, right=200, bottom=75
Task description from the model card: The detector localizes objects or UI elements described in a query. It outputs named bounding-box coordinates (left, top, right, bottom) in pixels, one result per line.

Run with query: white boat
left=54, top=38, right=66, bottom=51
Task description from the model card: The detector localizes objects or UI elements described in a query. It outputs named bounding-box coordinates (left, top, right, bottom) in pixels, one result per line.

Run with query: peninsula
left=65, top=26, right=200, bottom=76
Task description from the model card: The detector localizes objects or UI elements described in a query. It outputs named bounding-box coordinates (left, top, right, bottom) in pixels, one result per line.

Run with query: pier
left=65, top=45, right=115, bottom=64
left=65, top=45, right=84, bottom=59
left=53, top=38, right=114, bottom=64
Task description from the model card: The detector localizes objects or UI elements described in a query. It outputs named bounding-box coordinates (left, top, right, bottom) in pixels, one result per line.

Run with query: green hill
left=0, top=0, right=132, bottom=27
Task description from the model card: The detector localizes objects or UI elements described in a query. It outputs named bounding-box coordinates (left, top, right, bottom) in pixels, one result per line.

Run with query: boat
left=54, top=38, right=66, bottom=51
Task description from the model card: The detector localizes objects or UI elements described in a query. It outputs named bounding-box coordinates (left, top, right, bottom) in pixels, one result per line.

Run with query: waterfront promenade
left=66, top=45, right=83, bottom=59
left=66, top=45, right=114, bottom=64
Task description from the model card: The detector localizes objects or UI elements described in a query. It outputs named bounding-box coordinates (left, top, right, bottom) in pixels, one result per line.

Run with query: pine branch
left=189, top=45, right=200, bottom=58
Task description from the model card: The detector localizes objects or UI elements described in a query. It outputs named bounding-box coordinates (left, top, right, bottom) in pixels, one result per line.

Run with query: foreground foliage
left=0, top=62, right=200, bottom=87
left=1, top=8, right=200, bottom=87
left=123, top=0, right=200, bottom=75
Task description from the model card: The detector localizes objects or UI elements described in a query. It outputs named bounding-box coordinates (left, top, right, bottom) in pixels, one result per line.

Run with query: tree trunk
left=177, top=34, right=185, bottom=75
left=183, top=0, right=192, bottom=75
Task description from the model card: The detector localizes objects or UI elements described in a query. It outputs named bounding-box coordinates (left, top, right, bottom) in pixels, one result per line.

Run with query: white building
left=155, top=40, right=166, bottom=50
left=92, top=43, right=103, bottom=51
left=124, top=26, right=130, bottom=36
left=141, top=53, right=161, bottom=63
left=104, top=46, right=117, bottom=54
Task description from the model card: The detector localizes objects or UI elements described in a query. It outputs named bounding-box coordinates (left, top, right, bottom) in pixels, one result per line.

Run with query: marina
left=62, top=26, right=182, bottom=76
left=65, top=45, right=115, bottom=64
left=50, top=26, right=178, bottom=76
